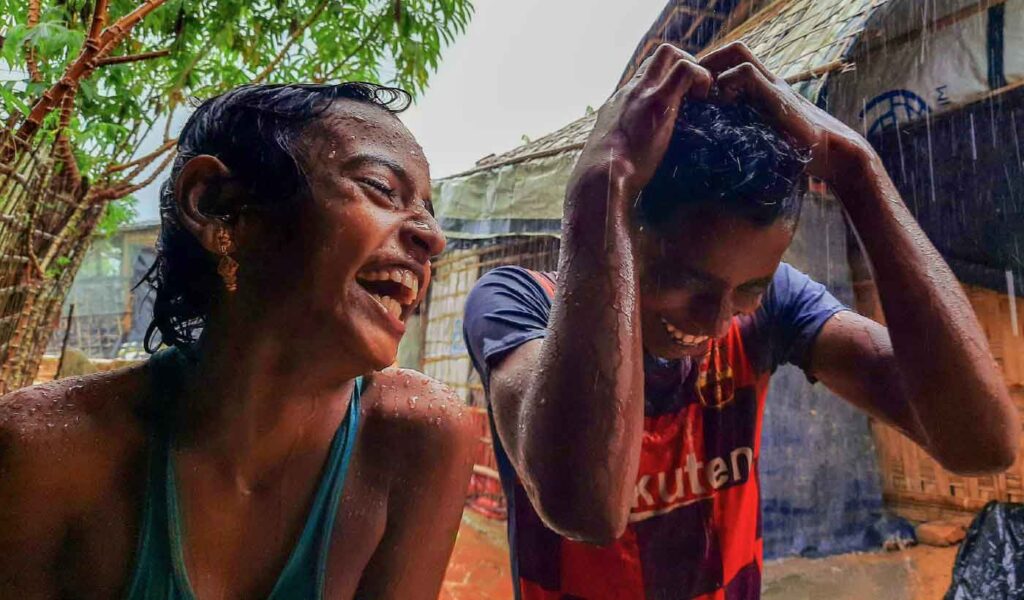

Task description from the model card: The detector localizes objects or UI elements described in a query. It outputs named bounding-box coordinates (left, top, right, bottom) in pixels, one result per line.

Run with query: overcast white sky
left=133, top=0, right=667, bottom=222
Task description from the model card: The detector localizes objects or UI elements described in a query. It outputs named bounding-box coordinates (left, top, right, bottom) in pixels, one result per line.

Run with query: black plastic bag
left=946, top=501, right=1024, bottom=600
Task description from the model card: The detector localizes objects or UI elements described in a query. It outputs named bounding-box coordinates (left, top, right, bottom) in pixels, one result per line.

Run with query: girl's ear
left=174, top=155, right=246, bottom=253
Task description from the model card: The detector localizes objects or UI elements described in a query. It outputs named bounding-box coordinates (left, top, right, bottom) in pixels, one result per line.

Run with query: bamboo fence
left=1, top=0, right=176, bottom=393
left=0, top=123, right=106, bottom=393
left=422, top=236, right=561, bottom=518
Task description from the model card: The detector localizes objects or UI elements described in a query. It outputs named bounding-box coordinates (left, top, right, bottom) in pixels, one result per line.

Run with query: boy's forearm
left=518, top=168, right=646, bottom=542
left=831, top=149, right=1018, bottom=473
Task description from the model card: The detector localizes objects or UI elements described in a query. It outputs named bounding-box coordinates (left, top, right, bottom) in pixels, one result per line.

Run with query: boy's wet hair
left=637, top=101, right=809, bottom=228
left=144, top=82, right=411, bottom=351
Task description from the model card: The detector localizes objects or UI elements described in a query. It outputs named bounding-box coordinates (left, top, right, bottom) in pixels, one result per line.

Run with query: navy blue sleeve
left=752, top=262, right=849, bottom=376
left=462, top=266, right=552, bottom=388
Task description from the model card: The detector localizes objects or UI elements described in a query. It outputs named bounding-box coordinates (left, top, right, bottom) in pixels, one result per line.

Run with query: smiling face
left=243, top=99, right=444, bottom=371
left=637, top=209, right=795, bottom=360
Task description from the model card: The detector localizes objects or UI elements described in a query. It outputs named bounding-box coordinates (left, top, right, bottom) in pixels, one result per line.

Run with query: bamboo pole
left=55, top=303, right=76, bottom=377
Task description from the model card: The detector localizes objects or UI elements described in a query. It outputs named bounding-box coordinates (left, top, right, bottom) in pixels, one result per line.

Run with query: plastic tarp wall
left=868, top=83, right=1024, bottom=294
left=432, top=150, right=580, bottom=240
left=828, top=0, right=1023, bottom=134
left=826, top=0, right=1023, bottom=292
left=759, top=192, right=888, bottom=559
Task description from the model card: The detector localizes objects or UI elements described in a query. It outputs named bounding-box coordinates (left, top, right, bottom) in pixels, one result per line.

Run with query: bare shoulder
left=0, top=365, right=149, bottom=512
left=360, top=368, right=474, bottom=459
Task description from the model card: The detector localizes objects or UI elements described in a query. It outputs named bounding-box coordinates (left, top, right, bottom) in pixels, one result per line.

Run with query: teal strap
left=125, top=347, right=187, bottom=600
left=123, top=433, right=168, bottom=599
left=271, top=375, right=362, bottom=597
left=126, top=364, right=363, bottom=600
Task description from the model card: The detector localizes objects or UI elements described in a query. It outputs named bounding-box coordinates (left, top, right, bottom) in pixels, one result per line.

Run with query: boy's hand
left=700, top=41, right=874, bottom=183
left=571, top=43, right=712, bottom=205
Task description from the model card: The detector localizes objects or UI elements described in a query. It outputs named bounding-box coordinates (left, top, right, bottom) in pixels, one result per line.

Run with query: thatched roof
left=446, top=0, right=885, bottom=183
left=467, top=111, right=597, bottom=174
left=716, top=0, right=879, bottom=90
left=616, top=0, right=778, bottom=86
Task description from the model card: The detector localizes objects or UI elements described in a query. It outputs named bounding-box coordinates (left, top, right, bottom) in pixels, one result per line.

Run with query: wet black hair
left=143, top=82, right=412, bottom=351
left=637, top=101, right=809, bottom=229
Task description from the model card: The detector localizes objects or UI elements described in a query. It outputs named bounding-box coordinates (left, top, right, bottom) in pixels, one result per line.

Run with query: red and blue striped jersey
left=463, top=265, right=845, bottom=599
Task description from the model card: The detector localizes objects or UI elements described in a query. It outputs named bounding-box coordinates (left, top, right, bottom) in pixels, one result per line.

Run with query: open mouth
left=660, top=316, right=710, bottom=348
left=355, top=265, right=421, bottom=322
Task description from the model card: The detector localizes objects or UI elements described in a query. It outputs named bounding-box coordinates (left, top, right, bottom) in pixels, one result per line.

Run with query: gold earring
left=215, top=228, right=238, bottom=292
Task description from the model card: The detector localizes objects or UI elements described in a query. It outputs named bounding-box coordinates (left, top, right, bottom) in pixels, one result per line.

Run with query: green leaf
left=6, top=0, right=476, bottom=183
left=97, top=198, right=139, bottom=238
left=0, top=82, right=29, bottom=115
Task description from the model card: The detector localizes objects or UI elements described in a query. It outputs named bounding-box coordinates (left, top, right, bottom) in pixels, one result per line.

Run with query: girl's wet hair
left=143, top=82, right=411, bottom=352
left=637, top=101, right=810, bottom=229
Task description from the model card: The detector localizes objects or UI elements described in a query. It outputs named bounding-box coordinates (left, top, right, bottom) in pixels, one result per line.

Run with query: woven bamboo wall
left=872, top=284, right=1024, bottom=522
left=422, top=237, right=560, bottom=518
left=422, top=237, right=561, bottom=406
left=0, top=129, right=102, bottom=394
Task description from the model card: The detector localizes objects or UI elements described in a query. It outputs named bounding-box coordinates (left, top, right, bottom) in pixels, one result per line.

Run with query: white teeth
left=660, top=317, right=708, bottom=346
left=370, top=293, right=403, bottom=319
left=385, top=296, right=401, bottom=319
left=402, top=271, right=417, bottom=296
left=356, top=266, right=421, bottom=306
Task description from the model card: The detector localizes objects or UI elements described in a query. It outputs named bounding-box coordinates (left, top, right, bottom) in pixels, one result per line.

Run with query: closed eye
left=360, top=178, right=395, bottom=197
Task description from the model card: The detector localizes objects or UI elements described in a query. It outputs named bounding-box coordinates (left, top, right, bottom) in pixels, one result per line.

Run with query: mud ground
left=441, top=512, right=958, bottom=599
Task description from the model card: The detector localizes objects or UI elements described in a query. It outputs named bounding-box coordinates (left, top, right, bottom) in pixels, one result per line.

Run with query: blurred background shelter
left=43, top=221, right=159, bottom=361
left=402, top=0, right=1024, bottom=560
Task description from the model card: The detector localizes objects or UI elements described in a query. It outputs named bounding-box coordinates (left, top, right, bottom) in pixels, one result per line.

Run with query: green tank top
left=124, top=348, right=363, bottom=599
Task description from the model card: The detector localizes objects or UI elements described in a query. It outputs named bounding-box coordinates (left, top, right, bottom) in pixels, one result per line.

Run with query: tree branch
left=90, top=150, right=176, bottom=203
left=169, top=37, right=212, bottom=96
left=97, top=48, right=171, bottom=66
left=89, top=0, right=111, bottom=42
left=25, top=0, right=43, bottom=83
left=251, top=0, right=331, bottom=84
left=15, top=0, right=168, bottom=145
left=104, top=138, right=175, bottom=175
left=53, top=84, right=81, bottom=185
left=162, top=109, right=174, bottom=141
left=318, top=14, right=386, bottom=83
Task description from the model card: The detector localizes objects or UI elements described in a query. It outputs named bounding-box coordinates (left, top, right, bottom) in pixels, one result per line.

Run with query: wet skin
left=0, top=100, right=474, bottom=599
left=486, top=42, right=1020, bottom=544
left=637, top=209, right=794, bottom=360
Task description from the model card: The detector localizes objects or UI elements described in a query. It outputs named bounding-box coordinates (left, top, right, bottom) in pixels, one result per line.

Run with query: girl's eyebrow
left=342, top=152, right=434, bottom=215
left=341, top=153, right=411, bottom=185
